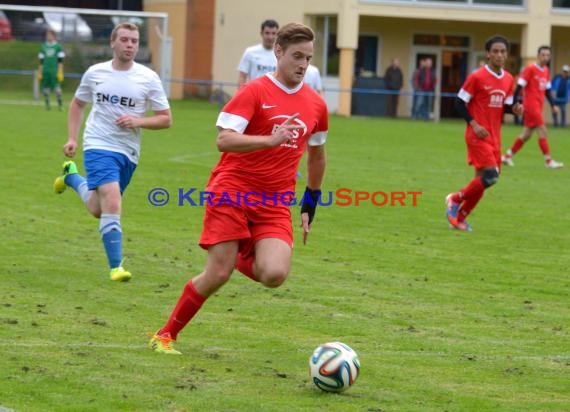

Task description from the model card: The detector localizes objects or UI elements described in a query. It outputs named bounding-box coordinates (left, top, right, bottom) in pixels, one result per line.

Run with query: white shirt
left=237, top=44, right=276, bottom=81
left=303, top=64, right=323, bottom=93
left=75, top=60, right=170, bottom=164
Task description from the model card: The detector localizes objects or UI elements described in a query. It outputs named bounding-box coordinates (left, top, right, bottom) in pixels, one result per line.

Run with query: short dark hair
left=537, top=45, right=551, bottom=54
left=275, top=22, right=314, bottom=51
left=485, top=35, right=509, bottom=52
left=261, top=19, right=279, bottom=31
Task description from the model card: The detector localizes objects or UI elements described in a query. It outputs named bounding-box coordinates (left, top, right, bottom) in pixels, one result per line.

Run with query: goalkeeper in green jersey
left=38, top=28, right=65, bottom=111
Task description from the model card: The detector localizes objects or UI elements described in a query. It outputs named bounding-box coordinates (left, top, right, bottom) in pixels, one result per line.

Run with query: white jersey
left=304, top=64, right=323, bottom=92
left=237, top=44, right=276, bottom=81
left=75, top=60, right=170, bottom=164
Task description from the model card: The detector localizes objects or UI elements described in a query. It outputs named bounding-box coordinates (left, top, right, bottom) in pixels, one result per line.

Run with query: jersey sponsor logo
left=96, top=93, right=136, bottom=107
left=488, top=89, right=506, bottom=108
left=255, top=64, right=276, bottom=72
left=262, top=103, right=277, bottom=109
left=269, top=115, right=308, bottom=148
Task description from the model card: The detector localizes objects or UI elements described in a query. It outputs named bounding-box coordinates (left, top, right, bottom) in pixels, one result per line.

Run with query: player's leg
left=150, top=240, right=239, bottom=354
left=456, top=166, right=498, bottom=227
left=447, top=142, right=497, bottom=231
left=502, top=126, right=532, bottom=166
left=42, top=86, right=51, bottom=110
left=253, top=238, right=292, bottom=288
left=54, top=151, right=103, bottom=217
left=54, top=84, right=63, bottom=111
left=561, top=104, right=567, bottom=128
left=537, top=125, right=564, bottom=168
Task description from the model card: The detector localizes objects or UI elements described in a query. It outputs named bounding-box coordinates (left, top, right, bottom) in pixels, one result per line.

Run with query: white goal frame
left=1, top=4, right=172, bottom=96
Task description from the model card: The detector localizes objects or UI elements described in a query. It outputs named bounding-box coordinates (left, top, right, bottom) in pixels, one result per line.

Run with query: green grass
left=0, top=98, right=568, bottom=411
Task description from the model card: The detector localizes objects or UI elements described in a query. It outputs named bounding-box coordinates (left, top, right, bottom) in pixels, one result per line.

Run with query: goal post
left=1, top=4, right=171, bottom=97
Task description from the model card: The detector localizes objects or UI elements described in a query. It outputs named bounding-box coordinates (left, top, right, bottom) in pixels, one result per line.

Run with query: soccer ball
left=309, top=342, right=360, bottom=393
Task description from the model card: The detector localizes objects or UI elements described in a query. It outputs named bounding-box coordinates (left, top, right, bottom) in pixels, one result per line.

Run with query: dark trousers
left=386, top=92, right=399, bottom=117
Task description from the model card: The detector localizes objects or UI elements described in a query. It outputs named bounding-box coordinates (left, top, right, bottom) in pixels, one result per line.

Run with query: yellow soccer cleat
left=148, top=331, right=182, bottom=355
left=110, top=266, right=132, bottom=282
left=53, top=160, right=78, bottom=194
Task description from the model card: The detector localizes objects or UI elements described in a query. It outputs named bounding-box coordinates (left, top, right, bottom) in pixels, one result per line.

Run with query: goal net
left=0, top=4, right=171, bottom=103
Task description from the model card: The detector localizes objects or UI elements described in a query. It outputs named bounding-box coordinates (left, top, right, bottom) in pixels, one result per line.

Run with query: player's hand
left=470, top=121, right=489, bottom=139
left=57, top=69, right=64, bottom=83
left=269, top=113, right=300, bottom=147
left=552, top=105, right=560, bottom=115
left=300, top=186, right=321, bottom=245
left=63, top=141, right=77, bottom=158
left=513, top=103, right=523, bottom=117
left=116, top=115, right=139, bottom=129
left=300, top=212, right=310, bottom=245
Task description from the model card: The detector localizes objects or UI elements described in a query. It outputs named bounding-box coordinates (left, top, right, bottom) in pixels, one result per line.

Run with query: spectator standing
left=384, top=58, right=403, bottom=117
left=551, top=65, right=570, bottom=127
left=412, top=57, right=437, bottom=120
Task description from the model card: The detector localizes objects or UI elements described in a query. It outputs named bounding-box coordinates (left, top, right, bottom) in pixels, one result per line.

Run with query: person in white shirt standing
left=53, top=22, right=172, bottom=282
left=237, top=19, right=279, bottom=89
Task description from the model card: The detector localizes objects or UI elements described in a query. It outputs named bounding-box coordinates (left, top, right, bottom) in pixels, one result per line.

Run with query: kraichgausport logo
left=147, top=188, right=422, bottom=207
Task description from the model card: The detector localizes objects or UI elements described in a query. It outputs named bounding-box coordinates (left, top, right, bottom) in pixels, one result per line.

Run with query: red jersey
left=518, top=63, right=551, bottom=114
left=211, top=74, right=328, bottom=192
left=458, top=65, right=515, bottom=146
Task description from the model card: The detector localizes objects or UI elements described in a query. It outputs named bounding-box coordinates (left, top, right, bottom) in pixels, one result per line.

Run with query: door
left=440, top=50, right=468, bottom=118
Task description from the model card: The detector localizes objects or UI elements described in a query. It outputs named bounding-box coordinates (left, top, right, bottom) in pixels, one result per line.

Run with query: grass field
left=0, top=96, right=569, bottom=412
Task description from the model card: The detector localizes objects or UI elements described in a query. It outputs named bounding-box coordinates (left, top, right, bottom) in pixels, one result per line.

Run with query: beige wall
left=213, top=0, right=305, bottom=96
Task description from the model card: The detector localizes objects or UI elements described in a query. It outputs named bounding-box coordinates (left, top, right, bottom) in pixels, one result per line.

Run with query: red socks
left=457, top=177, right=486, bottom=222
left=538, top=137, right=551, bottom=160
left=508, top=137, right=525, bottom=157
left=158, top=280, right=206, bottom=340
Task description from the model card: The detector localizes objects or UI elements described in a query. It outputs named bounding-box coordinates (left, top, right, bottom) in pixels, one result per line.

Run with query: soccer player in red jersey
left=502, top=46, right=564, bottom=169
left=149, top=23, right=328, bottom=354
left=445, top=35, right=523, bottom=232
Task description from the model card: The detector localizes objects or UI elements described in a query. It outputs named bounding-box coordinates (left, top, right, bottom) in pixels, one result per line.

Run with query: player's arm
left=116, top=109, right=172, bottom=130
left=300, top=144, right=326, bottom=244
left=237, top=71, right=248, bottom=89
left=454, top=97, right=473, bottom=123
left=64, top=97, right=88, bottom=157
left=545, top=88, right=557, bottom=110
left=216, top=113, right=300, bottom=153
left=512, top=84, right=523, bottom=103
left=455, top=93, right=488, bottom=138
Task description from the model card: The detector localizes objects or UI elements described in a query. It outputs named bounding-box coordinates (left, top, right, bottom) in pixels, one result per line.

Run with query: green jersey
left=39, top=41, right=65, bottom=74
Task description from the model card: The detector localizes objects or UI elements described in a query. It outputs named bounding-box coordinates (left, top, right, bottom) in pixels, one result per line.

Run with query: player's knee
left=258, top=267, right=289, bottom=288
left=481, top=168, right=499, bottom=188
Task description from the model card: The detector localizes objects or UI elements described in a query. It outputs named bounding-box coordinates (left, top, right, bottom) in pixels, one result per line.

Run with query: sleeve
left=216, top=85, right=257, bottom=133
left=237, top=48, right=250, bottom=74
left=457, top=72, right=476, bottom=103
left=148, top=71, right=170, bottom=111
left=74, top=68, right=93, bottom=103
left=308, top=101, right=329, bottom=146
left=518, top=66, right=530, bottom=87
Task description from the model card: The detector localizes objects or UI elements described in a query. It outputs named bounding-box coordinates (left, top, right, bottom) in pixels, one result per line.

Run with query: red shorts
left=523, top=109, right=544, bottom=128
left=199, top=190, right=294, bottom=255
left=466, top=136, right=501, bottom=170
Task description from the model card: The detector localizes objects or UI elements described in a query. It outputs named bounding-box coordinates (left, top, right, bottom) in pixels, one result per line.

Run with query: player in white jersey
left=53, top=22, right=172, bottom=282
left=304, top=64, right=324, bottom=96
left=237, top=19, right=279, bottom=89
